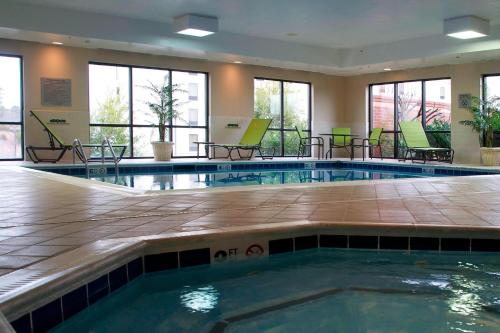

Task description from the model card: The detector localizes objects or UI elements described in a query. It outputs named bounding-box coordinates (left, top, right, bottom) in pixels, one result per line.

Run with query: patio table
left=319, top=133, right=359, bottom=160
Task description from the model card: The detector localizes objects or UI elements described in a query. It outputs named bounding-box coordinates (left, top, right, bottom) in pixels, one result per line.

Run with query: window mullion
left=169, top=70, right=173, bottom=143
left=421, top=81, right=426, bottom=129
left=368, top=86, right=373, bottom=158
left=129, top=66, right=134, bottom=157
left=394, top=83, right=398, bottom=159
left=280, top=80, right=285, bottom=157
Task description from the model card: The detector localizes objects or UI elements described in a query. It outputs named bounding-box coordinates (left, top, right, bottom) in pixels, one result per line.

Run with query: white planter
left=151, top=141, right=173, bottom=161
left=480, top=147, right=500, bottom=166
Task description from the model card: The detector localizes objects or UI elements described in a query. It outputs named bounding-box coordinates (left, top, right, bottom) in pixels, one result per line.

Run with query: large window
left=254, top=78, right=311, bottom=156
left=483, top=74, right=500, bottom=146
left=369, top=78, right=451, bottom=158
left=0, top=55, right=23, bottom=160
left=89, top=63, right=208, bottom=158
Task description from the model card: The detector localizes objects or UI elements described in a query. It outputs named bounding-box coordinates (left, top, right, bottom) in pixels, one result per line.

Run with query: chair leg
left=258, top=147, right=265, bottom=160
left=228, top=147, right=235, bottom=161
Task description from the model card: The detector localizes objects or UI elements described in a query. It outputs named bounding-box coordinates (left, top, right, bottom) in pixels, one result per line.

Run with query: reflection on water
left=400, top=260, right=500, bottom=332
left=180, top=285, right=219, bottom=313
left=442, top=263, right=500, bottom=332
left=447, top=275, right=485, bottom=320
left=87, top=169, right=425, bottom=191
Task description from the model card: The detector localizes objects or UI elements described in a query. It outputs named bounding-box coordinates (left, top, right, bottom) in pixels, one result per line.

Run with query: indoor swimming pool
left=80, top=168, right=431, bottom=191
left=49, top=249, right=500, bottom=333
left=31, top=160, right=498, bottom=191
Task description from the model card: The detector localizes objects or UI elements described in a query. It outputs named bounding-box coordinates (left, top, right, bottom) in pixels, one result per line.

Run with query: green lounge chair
left=399, top=121, right=454, bottom=163
left=27, top=110, right=127, bottom=165
left=26, top=110, right=73, bottom=163
left=326, top=127, right=353, bottom=159
left=208, top=118, right=273, bottom=160
left=351, top=127, right=383, bottom=161
left=295, top=126, right=324, bottom=159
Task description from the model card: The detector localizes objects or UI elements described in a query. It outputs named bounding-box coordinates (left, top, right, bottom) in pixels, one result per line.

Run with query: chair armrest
left=350, top=137, right=364, bottom=143
left=350, top=137, right=364, bottom=147
left=308, top=136, right=324, bottom=144
left=331, top=134, right=352, bottom=146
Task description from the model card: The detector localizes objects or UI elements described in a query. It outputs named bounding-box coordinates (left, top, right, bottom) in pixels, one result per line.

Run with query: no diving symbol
left=214, top=250, right=227, bottom=262
left=246, top=244, right=264, bottom=257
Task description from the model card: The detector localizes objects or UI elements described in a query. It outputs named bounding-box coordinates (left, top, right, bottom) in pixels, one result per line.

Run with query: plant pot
left=480, top=147, right=500, bottom=166
left=151, top=141, right=173, bottom=161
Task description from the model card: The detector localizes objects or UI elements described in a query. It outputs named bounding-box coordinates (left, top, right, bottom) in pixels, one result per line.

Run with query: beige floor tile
left=0, top=236, right=53, bottom=246
left=39, top=237, right=98, bottom=246
left=0, top=245, right=25, bottom=255
left=0, top=255, right=43, bottom=269
left=10, top=245, right=74, bottom=257
left=0, top=164, right=497, bottom=279
left=0, top=268, right=13, bottom=277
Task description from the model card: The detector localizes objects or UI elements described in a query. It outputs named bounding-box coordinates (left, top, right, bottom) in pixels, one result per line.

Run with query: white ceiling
left=13, top=0, right=500, bottom=47
left=2, top=0, right=500, bottom=75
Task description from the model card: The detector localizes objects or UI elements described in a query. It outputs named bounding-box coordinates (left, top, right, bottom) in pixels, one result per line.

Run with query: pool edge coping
left=9, top=165, right=500, bottom=197
left=0, top=219, right=499, bottom=329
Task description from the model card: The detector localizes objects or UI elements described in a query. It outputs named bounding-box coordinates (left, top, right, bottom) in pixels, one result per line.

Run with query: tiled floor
left=0, top=164, right=499, bottom=277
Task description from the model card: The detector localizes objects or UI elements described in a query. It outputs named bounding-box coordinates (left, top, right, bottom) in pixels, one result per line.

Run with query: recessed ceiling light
left=52, top=42, right=63, bottom=45
left=233, top=61, right=242, bottom=64
left=177, top=28, right=214, bottom=37
left=383, top=68, right=392, bottom=71
left=444, top=16, right=489, bottom=39
left=446, top=31, right=487, bottom=39
left=174, top=14, right=218, bottom=37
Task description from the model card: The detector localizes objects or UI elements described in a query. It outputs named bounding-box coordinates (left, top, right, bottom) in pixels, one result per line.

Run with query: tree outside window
left=254, top=79, right=310, bottom=156
left=370, top=78, right=451, bottom=158
left=0, top=56, right=23, bottom=160
left=89, top=64, right=208, bottom=158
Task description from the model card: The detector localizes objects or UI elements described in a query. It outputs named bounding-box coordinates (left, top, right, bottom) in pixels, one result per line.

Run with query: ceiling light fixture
left=52, top=41, right=63, bottom=45
left=233, top=61, right=242, bottom=64
left=174, top=14, right=218, bottom=37
left=383, top=68, right=392, bottom=71
left=444, top=16, right=489, bottom=39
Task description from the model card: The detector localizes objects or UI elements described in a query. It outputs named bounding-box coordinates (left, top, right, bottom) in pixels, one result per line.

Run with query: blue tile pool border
left=25, top=160, right=500, bottom=178
left=9, top=234, right=500, bottom=333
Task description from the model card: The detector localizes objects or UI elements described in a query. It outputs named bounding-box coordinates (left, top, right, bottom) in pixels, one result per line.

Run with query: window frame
left=368, top=77, right=451, bottom=159
left=0, top=54, right=24, bottom=161
left=88, top=61, right=209, bottom=158
left=482, top=73, right=500, bottom=97
left=254, top=77, right=312, bottom=157
left=481, top=73, right=500, bottom=147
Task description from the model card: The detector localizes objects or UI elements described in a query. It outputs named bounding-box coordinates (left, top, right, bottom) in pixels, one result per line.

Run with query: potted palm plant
left=459, top=96, right=500, bottom=166
left=143, top=80, right=185, bottom=161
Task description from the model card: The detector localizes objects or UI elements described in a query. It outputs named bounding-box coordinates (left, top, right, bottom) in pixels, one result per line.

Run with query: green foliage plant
left=459, top=96, right=500, bottom=148
left=142, top=80, right=186, bottom=142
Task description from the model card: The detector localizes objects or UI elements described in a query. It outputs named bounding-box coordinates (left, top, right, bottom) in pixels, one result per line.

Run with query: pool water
left=50, top=249, right=500, bottom=333
left=82, top=168, right=434, bottom=191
